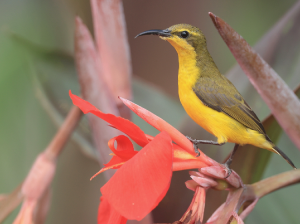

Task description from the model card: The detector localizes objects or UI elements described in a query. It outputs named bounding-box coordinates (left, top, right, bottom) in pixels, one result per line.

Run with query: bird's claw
left=186, top=136, right=197, bottom=144
left=223, top=160, right=232, bottom=178
left=186, top=136, right=200, bottom=157
left=193, top=143, right=200, bottom=157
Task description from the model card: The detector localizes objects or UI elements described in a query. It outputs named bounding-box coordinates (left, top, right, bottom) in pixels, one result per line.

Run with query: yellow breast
left=174, top=42, right=227, bottom=141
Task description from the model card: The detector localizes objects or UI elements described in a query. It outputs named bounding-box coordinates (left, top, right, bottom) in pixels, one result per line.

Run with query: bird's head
left=136, top=24, right=207, bottom=54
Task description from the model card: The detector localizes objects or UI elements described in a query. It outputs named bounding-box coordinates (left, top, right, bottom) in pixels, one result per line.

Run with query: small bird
left=136, top=24, right=296, bottom=177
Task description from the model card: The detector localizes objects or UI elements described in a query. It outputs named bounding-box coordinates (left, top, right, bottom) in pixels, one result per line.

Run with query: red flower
left=69, top=90, right=241, bottom=223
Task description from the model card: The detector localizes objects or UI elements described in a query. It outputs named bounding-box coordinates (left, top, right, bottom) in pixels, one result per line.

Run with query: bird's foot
left=223, top=158, right=233, bottom=179
left=186, top=136, right=225, bottom=146
left=186, top=136, right=201, bottom=144
left=186, top=136, right=200, bottom=157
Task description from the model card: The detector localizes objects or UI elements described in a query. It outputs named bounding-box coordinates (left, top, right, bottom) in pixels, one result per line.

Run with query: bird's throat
left=167, top=39, right=200, bottom=87
left=169, top=39, right=221, bottom=109
left=172, top=43, right=220, bottom=90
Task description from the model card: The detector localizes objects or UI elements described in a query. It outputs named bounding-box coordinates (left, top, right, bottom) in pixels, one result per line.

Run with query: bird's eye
left=180, top=31, right=189, bottom=38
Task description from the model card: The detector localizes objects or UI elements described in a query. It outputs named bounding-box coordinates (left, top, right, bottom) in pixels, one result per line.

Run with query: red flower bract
left=101, top=131, right=173, bottom=220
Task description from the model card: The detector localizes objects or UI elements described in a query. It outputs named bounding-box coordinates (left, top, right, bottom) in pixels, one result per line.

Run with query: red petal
left=98, top=197, right=127, bottom=224
left=119, top=97, right=217, bottom=166
left=101, top=132, right=173, bottom=220
left=69, top=91, right=149, bottom=147
left=107, top=135, right=137, bottom=160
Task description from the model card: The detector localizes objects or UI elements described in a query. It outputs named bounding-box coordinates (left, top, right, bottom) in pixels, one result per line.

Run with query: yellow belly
left=178, top=83, right=272, bottom=149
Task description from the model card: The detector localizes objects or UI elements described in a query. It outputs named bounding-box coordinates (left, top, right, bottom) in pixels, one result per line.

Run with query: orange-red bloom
left=69, top=90, right=241, bottom=223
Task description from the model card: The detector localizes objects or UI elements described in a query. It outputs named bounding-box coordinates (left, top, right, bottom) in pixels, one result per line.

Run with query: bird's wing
left=193, top=75, right=266, bottom=134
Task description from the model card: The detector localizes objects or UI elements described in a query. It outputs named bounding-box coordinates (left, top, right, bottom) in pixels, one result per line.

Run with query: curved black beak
left=135, top=29, right=171, bottom=38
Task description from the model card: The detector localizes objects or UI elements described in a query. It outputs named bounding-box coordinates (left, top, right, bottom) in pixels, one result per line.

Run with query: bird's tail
left=273, top=146, right=297, bottom=170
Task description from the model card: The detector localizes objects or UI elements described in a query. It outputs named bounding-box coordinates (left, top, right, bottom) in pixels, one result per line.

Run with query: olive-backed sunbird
left=136, top=24, right=296, bottom=176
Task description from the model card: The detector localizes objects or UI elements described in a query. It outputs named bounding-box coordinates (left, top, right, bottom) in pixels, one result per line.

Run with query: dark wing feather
left=193, top=74, right=266, bottom=134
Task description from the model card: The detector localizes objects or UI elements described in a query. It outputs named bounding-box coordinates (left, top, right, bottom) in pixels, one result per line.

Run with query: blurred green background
left=0, top=0, right=299, bottom=223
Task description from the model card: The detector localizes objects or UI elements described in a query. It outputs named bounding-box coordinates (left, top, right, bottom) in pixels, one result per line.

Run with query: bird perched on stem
left=136, top=24, right=296, bottom=177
